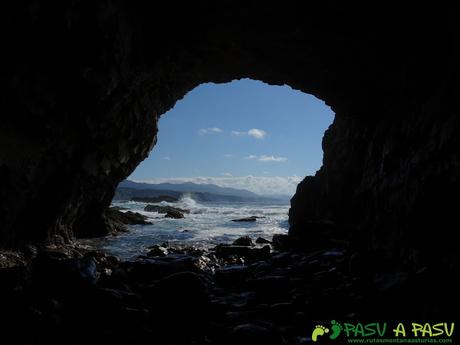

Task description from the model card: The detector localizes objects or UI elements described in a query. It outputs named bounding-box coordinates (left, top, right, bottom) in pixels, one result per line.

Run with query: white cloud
left=223, top=154, right=233, bottom=158
left=244, top=154, right=287, bottom=162
left=199, top=127, right=223, bottom=135
left=231, top=130, right=246, bottom=136
left=221, top=172, right=233, bottom=176
left=135, top=175, right=303, bottom=196
left=248, top=128, right=267, bottom=139
left=258, top=155, right=287, bottom=162
left=162, top=156, right=171, bottom=160
left=232, top=128, right=267, bottom=139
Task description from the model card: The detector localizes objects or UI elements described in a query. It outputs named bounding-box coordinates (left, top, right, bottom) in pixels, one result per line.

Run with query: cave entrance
left=105, top=79, right=334, bottom=259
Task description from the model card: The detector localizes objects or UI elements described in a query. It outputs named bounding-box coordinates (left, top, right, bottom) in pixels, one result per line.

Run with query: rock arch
left=2, top=2, right=459, bottom=267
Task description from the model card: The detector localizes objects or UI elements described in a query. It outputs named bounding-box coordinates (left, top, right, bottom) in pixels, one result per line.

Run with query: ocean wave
left=100, top=200, right=290, bottom=259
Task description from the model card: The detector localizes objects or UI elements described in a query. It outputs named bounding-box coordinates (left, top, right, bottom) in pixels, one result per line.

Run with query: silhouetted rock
left=2, top=3, right=460, bottom=342
left=255, top=237, right=271, bottom=244
left=104, top=208, right=151, bottom=234
left=232, top=236, right=255, bottom=246
left=2, top=240, right=459, bottom=344
left=32, top=252, right=98, bottom=293
left=144, top=204, right=189, bottom=215
left=1, top=2, right=458, bottom=279
left=110, top=206, right=128, bottom=211
left=165, top=210, right=184, bottom=219
left=232, top=216, right=258, bottom=222
left=146, top=245, right=168, bottom=257
left=214, top=244, right=271, bottom=261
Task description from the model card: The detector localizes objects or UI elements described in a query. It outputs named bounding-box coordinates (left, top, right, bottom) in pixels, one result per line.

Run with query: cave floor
left=1, top=241, right=458, bottom=345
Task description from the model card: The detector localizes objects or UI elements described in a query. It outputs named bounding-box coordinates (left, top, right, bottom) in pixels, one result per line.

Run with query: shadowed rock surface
left=232, top=216, right=259, bottom=222
left=102, top=208, right=152, bottom=235
left=1, top=242, right=458, bottom=345
left=144, top=204, right=190, bottom=215
left=164, top=209, right=185, bottom=219
left=1, top=3, right=460, bottom=342
left=1, top=2, right=459, bottom=270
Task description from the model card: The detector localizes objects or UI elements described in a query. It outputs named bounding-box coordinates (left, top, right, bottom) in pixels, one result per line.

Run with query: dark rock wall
left=2, top=2, right=460, bottom=265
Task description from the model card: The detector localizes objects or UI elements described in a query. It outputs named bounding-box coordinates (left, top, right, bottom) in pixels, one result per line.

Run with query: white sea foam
left=85, top=197, right=290, bottom=260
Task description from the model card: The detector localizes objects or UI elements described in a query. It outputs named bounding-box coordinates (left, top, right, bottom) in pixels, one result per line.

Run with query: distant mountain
left=114, top=180, right=289, bottom=203
left=118, top=180, right=259, bottom=198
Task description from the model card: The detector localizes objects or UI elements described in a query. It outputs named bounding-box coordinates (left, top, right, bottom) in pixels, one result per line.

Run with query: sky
left=129, top=79, right=334, bottom=196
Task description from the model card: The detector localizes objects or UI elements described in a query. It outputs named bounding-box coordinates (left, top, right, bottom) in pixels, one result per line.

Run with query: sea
left=80, top=196, right=290, bottom=260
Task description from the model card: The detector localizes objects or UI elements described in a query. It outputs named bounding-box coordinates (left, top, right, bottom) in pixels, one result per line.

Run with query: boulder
left=144, top=204, right=189, bottom=214
left=232, top=216, right=258, bottom=222
left=232, top=236, right=255, bottom=246
left=214, top=245, right=271, bottom=261
left=255, top=237, right=271, bottom=244
left=146, top=245, right=169, bottom=257
left=104, top=208, right=151, bottom=234
left=32, top=253, right=98, bottom=294
left=165, top=210, right=184, bottom=219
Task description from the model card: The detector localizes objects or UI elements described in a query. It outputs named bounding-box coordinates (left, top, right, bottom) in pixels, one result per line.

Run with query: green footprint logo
left=312, top=325, right=329, bottom=342
left=329, top=320, right=343, bottom=340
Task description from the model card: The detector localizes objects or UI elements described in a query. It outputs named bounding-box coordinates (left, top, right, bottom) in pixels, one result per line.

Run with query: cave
left=2, top=2, right=459, bottom=344
left=100, top=78, right=334, bottom=258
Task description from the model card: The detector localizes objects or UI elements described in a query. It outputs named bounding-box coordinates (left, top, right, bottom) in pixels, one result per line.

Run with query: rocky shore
left=2, top=232, right=457, bottom=345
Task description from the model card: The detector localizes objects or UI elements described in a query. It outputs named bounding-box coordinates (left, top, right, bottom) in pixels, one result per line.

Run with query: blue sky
left=129, top=79, right=334, bottom=195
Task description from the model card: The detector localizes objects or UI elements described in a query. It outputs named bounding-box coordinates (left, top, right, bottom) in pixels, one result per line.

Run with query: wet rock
left=104, top=208, right=151, bottom=234
left=146, top=245, right=168, bottom=257
left=214, top=245, right=271, bottom=261
left=32, top=254, right=98, bottom=294
left=144, top=205, right=189, bottom=214
left=74, top=257, right=98, bottom=285
left=164, top=209, right=184, bottom=219
left=0, top=250, right=27, bottom=268
left=108, top=208, right=151, bottom=225
left=256, top=237, right=271, bottom=244
left=214, top=265, right=251, bottom=287
left=232, top=216, right=258, bottom=222
left=126, top=254, right=208, bottom=283
left=232, top=236, right=255, bottom=246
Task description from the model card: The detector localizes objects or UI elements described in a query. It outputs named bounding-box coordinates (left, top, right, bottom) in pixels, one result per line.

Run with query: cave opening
left=97, top=79, right=335, bottom=259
